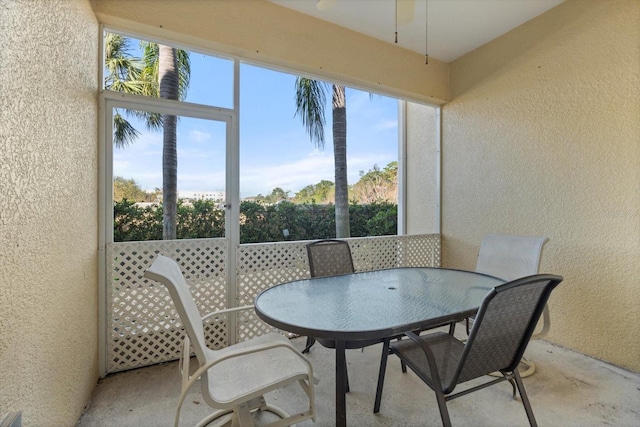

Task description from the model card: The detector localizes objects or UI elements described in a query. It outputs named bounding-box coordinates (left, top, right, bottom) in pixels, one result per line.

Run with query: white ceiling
left=269, top=0, right=564, bottom=62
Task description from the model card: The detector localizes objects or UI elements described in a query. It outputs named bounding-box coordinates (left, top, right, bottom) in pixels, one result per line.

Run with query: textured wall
left=0, top=0, right=99, bottom=424
left=90, top=0, right=450, bottom=105
left=406, top=102, right=440, bottom=235
left=443, top=0, right=640, bottom=371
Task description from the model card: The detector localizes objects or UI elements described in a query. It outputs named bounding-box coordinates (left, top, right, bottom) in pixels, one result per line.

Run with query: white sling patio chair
left=470, top=234, right=550, bottom=377
left=144, top=254, right=316, bottom=427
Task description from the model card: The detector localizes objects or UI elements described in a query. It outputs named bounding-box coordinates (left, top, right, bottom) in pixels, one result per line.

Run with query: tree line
left=114, top=199, right=397, bottom=243
left=248, top=161, right=398, bottom=205
left=114, top=161, right=397, bottom=206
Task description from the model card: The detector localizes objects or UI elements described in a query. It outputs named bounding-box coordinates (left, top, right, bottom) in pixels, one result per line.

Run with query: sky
left=112, top=45, right=399, bottom=199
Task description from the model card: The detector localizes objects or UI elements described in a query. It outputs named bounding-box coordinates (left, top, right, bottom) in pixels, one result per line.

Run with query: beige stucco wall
left=405, top=102, right=440, bottom=235
left=443, top=0, right=640, bottom=371
left=90, top=0, right=450, bottom=105
left=0, top=0, right=99, bottom=424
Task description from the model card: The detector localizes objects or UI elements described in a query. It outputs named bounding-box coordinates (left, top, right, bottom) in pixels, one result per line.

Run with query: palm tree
left=295, top=78, right=350, bottom=237
left=104, top=33, right=147, bottom=147
left=140, top=43, right=190, bottom=240
left=104, top=34, right=190, bottom=240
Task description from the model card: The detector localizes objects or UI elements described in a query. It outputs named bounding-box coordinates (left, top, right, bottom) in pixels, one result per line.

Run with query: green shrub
left=114, top=199, right=397, bottom=243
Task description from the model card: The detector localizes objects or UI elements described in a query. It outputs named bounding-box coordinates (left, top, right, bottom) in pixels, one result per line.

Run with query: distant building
left=179, top=191, right=225, bottom=201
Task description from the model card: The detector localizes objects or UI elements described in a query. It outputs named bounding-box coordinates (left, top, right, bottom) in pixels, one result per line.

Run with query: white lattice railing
left=105, top=234, right=440, bottom=373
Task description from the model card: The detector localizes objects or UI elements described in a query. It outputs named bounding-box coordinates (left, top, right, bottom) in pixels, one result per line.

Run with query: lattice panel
left=105, top=234, right=440, bottom=373
left=397, top=234, right=441, bottom=267
left=237, top=241, right=311, bottom=341
left=106, top=239, right=227, bottom=373
left=349, top=236, right=402, bottom=271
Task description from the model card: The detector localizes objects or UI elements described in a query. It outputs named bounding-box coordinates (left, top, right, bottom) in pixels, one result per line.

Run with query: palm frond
left=133, top=110, right=163, bottom=131
left=105, top=34, right=193, bottom=145
left=294, top=77, right=328, bottom=149
left=113, top=111, right=141, bottom=148
left=104, top=34, right=145, bottom=94
left=140, top=41, right=160, bottom=97
left=176, top=49, right=191, bottom=101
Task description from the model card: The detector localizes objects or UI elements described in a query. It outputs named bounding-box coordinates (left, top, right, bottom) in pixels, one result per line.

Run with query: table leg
left=336, top=339, right=347, bottom=427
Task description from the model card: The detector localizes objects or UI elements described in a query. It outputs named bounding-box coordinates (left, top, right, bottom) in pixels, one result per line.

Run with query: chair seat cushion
left=204, top=333, right=309, bottom=407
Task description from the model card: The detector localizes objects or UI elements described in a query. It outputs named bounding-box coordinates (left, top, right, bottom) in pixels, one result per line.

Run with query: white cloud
left=375, top=118, right=398, bottom=131
left=238, top=150, right=396, bottom=197
left=179, top=171, right=226, bottom=192
left=348, top=152, right=396, bottom=176
left=188, top=129, right=211, bottom=143
left=241, top=150, right=334, bottom=196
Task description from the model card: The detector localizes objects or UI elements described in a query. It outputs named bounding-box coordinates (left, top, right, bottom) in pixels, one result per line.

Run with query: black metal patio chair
left=302, top=239, right=382, bottom=392
left=374, top=274, right=563, bottom=427
left=468, top=234, right=550, bottom=377
left=302, top=239, right=357, bottom=354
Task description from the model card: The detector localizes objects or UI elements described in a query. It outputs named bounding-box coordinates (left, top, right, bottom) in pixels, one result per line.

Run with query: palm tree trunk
left=332, top=84, right=350, bottom=238
left=159, top=45, right=179, bottom=240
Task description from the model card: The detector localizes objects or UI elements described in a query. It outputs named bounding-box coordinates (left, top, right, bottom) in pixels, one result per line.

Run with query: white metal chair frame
left=472, top=234, right=550, bottom=377
left=145, top=254, right=316, bottom=427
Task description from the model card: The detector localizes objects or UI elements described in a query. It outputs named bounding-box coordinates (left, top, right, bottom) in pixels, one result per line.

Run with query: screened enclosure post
left=398, top=100, right=407, bottom=235
left=227, top=59, right=241, bottom=345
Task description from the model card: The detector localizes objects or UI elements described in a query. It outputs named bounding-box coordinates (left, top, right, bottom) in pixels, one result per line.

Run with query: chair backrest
left=144, top=254, right=209, bottom=365
left=306, top=239, right=355, bottom=278
left=475, top=234, right=548, bottom=281
left=449, top=274, right=563, bottom=391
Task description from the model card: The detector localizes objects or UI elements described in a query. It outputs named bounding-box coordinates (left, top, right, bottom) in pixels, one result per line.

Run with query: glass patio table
left=254, top=267, right=505, bottom=427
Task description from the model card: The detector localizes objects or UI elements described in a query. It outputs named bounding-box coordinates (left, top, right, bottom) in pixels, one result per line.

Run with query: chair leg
left=374, top=339, right=391, bottom=413
left=302, top=336, right=316, bottom=354
left=394, top=337, right=407, bottom=373
left=513, top=369, right=538, bottom=427
left=448, top=322, right=456, bottom=336
left=234, top=402, right=254, bottom=426
left=508, top=377, right=517, bottom=399
left=345, top=361, right=350, bottom=393
left=433, top=387, right=452, bottom=427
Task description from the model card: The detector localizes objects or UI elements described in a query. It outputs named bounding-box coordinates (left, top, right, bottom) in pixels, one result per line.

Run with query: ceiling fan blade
left=316, top=0, right=337, bottom=11
left=397, top=0, right=415, bottom=25
left=314, top=0, right=415, bottom=24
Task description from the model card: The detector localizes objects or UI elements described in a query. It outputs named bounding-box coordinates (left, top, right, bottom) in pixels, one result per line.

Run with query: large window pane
left=104, top=32, right=233, bottom=109
left=239, top=64, right=398, bottom=243
left=103, top=30, right=403, bottom=245
left=111, top=107, right=227, bottom=241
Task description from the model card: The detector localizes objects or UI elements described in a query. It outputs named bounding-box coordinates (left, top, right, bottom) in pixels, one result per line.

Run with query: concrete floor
left=78, top=333, right=640, bottom=426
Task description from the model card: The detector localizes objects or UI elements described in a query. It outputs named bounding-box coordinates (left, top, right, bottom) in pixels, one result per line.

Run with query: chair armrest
left=184, top=338, right=314, bottom=396
left=401, top=331, right=448, bottom=392
left=179, top=305, right=259, bottom=390
left=201, top=304, right=254, bottom=322
left=205, top=339, right=311, bottom=369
